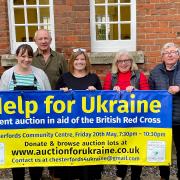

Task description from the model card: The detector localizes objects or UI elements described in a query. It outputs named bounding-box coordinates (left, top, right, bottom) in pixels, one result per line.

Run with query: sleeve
left=148, top=71, right=155, bottom=90
left=55, top=75, right=66, bottom=90
left=41, top=71, right=51, bottom=90
left=103, top=72, right=112, bottom=90
left=139, top=72, right=150, bottom=90
left=0, top=72, right=9, bottom=90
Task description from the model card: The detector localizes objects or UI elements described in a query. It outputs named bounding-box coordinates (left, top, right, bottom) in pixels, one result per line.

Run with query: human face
left=116, top=55, right=132, bottom=73
left=73, top=54, right=86, bottom=71
left=162, top=46, right=179, bottom=67
left=34, top=30, right=52, bottom=52
left=17, top=50, right=32, bottom=70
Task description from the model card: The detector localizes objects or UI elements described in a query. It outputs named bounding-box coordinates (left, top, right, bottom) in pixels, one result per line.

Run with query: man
left=32, top=29, right=67, bottom=179
left=149, top=42, right=180, bottom=180
left=32, top=29, right=67, bottom=89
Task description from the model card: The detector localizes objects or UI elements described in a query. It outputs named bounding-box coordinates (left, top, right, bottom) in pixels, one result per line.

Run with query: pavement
left=0, top=165, right=178, bottom=180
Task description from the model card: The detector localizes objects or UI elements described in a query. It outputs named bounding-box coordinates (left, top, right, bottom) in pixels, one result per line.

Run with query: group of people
left=0, top=28, right=180, bottom=180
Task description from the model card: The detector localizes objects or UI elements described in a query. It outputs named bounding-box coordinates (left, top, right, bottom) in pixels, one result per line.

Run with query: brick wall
left=1, top=0, right=180, bottom=80
left=137, top=0, right=180, bottom=73
left=0, top=1, right=9, bottom=54
left=0, top=1, right=10, bottom=75
left=54, top=0, right=91, bottom=57
left=53, top=0, right=180, bottom=83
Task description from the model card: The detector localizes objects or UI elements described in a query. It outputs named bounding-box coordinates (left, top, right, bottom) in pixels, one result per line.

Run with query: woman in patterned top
left=0, top=44, right=50, bottom=91
left=0, top=44, right=51, bottom=180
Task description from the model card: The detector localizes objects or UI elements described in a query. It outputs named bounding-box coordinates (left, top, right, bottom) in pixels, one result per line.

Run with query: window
left=90, top=0, right=136, bottom=52
left=8, top=0, right=55, bottom=53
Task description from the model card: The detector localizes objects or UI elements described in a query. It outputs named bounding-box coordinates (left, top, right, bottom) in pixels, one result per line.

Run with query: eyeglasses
left=163, top=51, right=179, bottom=56
left=116, top=59, right=132, bottom=64
left=73, top=48, right=86, bottom=53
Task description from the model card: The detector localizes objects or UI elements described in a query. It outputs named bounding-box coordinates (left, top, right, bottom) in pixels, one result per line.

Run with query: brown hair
left=16, top=44, right=33, bottom=57
left=68, top=50, right=91, bottom=73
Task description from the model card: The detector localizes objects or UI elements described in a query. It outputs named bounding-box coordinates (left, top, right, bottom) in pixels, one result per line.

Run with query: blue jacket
left=149, top=61, right=180, bottom=125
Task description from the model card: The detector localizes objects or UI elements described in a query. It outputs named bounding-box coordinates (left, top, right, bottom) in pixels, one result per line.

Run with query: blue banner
left=0, top=90, right=173, bottom=168
left=0, top=90, right=172, bottom=129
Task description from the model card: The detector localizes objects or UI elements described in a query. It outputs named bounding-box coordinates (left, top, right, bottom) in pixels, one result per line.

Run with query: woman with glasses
left=55, top=48, right=103, bottom=180
left=103, top=50, right=149, bottom=180
left=0, top=44, right=51, bottom=180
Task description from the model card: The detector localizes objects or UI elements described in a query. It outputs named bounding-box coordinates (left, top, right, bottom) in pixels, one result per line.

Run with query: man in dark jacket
left=149, top=42, right=180, bottom=180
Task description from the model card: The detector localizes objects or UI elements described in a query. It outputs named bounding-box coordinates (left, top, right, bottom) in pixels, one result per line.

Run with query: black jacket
left=149, top=61, right=180, bottom=125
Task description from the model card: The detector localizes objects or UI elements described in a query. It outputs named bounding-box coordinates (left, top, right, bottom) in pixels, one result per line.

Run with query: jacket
left=103, top=70, right=149, bottom=90
left=0, top=65, right=51, bottom=90
left=32, top=49, right=67, bottom=89
left=149, top=61, right=180, bottom=125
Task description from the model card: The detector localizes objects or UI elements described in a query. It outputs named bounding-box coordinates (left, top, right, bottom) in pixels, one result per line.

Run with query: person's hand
left=60, top=87, right=69, bottom=92
left=126, top=86, right=135, bottom=92
left=113, top=86, right=120, bottom=91
left=168, top=86, right=180, bottom=94
left=87, top=86, right=96, bottom=91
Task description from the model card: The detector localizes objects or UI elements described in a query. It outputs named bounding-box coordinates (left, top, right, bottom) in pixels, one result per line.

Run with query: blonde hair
left=111, top=50, right=138, bottom=74
left=69, top=50, right=91, bottom=74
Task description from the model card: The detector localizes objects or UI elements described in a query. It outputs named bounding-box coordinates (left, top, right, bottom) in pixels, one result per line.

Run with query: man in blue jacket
left=149, top=42, right=180, bottom=180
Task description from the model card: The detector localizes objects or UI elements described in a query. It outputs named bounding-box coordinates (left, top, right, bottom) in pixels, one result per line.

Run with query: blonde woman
left=103, top=50, right=149, bottom=180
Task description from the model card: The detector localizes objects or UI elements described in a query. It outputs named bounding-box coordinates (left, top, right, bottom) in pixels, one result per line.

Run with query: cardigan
left=0, top=65, right=51, bottom=90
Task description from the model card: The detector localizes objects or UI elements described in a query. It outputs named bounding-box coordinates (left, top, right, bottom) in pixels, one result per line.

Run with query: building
left=0, top=0, right=180, bottom=82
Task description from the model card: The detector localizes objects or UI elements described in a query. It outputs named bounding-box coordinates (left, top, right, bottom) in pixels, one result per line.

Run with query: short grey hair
left=34, top=29, right=52, bottom=40
left=111, top=50, right=138, bottom=74
left=161, top=42, right=180, bottom=56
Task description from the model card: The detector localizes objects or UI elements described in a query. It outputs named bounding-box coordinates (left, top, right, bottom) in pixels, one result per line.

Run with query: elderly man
left=149, top=42, right=180, bottom=180
left=32, top=29, right=67, bottom=89
left=32, top=29, right=67, bottom=179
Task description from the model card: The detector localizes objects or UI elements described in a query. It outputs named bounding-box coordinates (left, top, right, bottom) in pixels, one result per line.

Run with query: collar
left=34, top=48, right=56, bottom=57
left=163, top=62, right=178, bottom=71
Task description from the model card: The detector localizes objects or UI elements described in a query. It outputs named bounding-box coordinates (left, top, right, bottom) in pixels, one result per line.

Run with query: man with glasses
left=32, top=29, right=67, bottom=90
left=149, top=42, right=180, bottom=180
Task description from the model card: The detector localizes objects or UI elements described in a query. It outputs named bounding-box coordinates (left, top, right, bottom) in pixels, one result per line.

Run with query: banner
left=0, top=90, right=172, bottom=168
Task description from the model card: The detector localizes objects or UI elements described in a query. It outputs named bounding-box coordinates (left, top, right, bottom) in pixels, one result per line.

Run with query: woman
left=55, top=48, right=103, bottom=180
left=0, top=44, right=51, bottom=180
left=103, top=50, right=149, bottom=180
